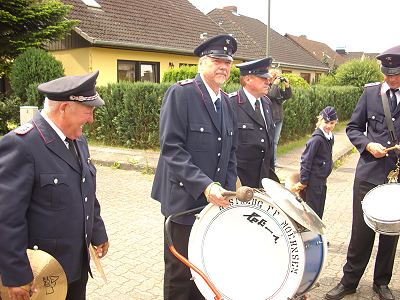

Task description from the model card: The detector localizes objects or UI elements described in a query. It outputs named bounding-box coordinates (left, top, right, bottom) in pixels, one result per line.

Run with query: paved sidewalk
left=89, top=127, right=354, bottom=183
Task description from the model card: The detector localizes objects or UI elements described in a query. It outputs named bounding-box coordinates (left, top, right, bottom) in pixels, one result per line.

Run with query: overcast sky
left=187, top=0, right=396, bottom=54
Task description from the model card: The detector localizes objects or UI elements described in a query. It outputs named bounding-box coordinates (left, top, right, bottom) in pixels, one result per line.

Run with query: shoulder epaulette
left=14, top=123, right=34, bottom=135
left=364, top=82, right=381, bottom=88
left=177, top=78, right=194, bottom=86
left=228, top=91, right=238, bottom=98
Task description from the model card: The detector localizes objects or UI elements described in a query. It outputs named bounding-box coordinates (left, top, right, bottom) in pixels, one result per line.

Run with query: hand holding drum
left=222, top=186, right=254, bottom=202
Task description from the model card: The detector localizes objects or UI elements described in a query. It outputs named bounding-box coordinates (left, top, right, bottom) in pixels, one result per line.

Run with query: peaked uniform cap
left=37, top=71, right=104, bottom=107
left=376, top=45, right=400, bottom=76
left=236, top=57, right=273, bottom=78
left=194, top=34, right=237, bottom=61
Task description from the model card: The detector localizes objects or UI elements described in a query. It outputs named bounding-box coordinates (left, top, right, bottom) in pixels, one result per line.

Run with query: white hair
left=43, top=97, right=65, bottom=114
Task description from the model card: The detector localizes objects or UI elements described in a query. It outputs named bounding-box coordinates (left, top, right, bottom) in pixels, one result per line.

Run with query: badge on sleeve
left=14, top=123, right=34, bottom=135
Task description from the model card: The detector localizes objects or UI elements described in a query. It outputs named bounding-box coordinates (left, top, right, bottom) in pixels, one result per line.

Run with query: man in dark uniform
left=230, top=57, right=275, bottom=187
left=151, top=35, right=238, bottom=300
left=0, top=71, right=109, bottom=300
left=326, top=45, right=400, bottom=300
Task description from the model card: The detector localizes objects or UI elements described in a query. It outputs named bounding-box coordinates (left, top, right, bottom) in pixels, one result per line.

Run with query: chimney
left=299, top=35, right=307, bottom=39
left=223, top=6, right=237, bottom=13
left=336, top=48, right=346, bottom=55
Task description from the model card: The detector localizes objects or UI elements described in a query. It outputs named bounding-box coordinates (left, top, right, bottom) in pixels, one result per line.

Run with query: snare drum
left=362, top=183, right=400, bottom=235
left=188, top=192, right=327, bottom=300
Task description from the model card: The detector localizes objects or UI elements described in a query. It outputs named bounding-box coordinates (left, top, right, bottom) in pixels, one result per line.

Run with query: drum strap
left=381, top=85, right=398, bottom=144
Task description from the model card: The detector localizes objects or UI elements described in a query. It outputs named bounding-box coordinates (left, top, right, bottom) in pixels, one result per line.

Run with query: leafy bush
left=335, top=59, right=383, bottom=87
left=280, top=85, right=362, bottom=143
left=9, top=48, right=64, bottom=105
left=0, top=94, right=22, bottom=134
left=162, top=65, right=198, bottom=83
left=86, top=81, right=171, bottom=148
left=282, top=73, right=310, bottom=89
left=318, top=59, right=383, bottom=88
left=317, top=74, right=338, bottom=86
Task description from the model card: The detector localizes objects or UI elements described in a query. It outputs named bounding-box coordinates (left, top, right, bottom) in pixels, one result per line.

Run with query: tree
left=9, top=48, right=64, bottom=105
left=334, top=59, right=383, bottom=88
left=0, top=0, right=78, bottom=75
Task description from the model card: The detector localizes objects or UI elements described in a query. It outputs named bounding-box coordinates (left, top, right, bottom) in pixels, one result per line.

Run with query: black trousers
left=341, top=178, right=399, bottom=288
left=164, top=221, right=205, bottom=300
left=66, top=252, right=89, bottom=300
left=301, top=184, right=327, bottom=219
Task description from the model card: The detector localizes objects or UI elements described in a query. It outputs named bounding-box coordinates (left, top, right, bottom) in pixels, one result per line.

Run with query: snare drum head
left=189, top=193, right=306, bottom=300
left=362, top=183, right=400, bottom=222
left=261, top=178, right=326, bottom=234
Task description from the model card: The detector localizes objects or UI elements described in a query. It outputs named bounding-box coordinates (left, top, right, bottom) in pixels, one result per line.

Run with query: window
left=117, top=60, right=160, bottom=83
left=300, top=73, right=311, bottom=84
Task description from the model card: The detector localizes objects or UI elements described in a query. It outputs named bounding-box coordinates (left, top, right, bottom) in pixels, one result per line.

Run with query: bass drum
left=188, top=192, right=327, bottom=300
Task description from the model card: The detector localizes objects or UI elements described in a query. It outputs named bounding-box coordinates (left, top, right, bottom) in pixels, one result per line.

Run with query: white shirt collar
left=200, top=74, right=221, bottom=104
left=243, top=88, right=259, bottom=110
left=319, top=126, right=333, bottom=140
left=41, top=110, right=68, bottom=148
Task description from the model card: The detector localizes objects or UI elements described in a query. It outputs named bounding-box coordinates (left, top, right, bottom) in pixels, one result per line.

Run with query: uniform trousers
left=164, top=221, right=204, bottom=300
left=301, top=184, right=327, bottom=218
left=66, top=250, right=89, bottom=300
left=340, top=178, right=399, bottom=288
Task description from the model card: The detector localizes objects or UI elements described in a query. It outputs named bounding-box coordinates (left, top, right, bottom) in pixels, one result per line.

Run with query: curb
left=91, top=158, right=156, bottom=173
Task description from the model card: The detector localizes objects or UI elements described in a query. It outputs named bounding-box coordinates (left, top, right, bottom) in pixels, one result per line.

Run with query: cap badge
left=226, top=39, right=230, bottom=44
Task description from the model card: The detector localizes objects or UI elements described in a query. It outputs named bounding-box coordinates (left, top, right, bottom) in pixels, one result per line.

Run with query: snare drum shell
left=362, top=183, right=400, bottom=235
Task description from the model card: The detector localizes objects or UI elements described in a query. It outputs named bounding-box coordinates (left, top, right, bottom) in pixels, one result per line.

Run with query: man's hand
left=204, top=182, right=229, bottom=207
left=7, top=282, right=36, bottom=300
left=366, top=142, right=387, bottom=158
left=94, top=241, right=110, bottom=258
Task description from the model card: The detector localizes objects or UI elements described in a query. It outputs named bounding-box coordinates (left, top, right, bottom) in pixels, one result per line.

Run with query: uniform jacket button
left=53, top=178, right=58, bottom=184
left=33, top=245, right=39, bottom=250
left=242, top=125, right=246, bottom=128
left=179, top=182, right=183, bottom=186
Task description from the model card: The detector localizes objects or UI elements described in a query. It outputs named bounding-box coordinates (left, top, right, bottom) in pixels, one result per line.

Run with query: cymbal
left=0, top=249, right=67, bottom=300
left=262, top=178, right=326, bottom=234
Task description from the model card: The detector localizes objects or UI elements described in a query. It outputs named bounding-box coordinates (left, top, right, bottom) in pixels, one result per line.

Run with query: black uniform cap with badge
left=194, top=34, right=238, bottom=61
left=320, top=106, right=338, bottom=122
left=236, top=57, right=273, bottom=79
left=37, top=70, right=104, bottom=107
left=376, top=45, right=400, bottom=76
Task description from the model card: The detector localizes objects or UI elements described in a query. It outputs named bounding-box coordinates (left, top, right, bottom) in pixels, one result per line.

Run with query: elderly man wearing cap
left=151, top=34, right=238, bottom=300
left=0, top=71, right=109, bottom=300
left=326, top=46, right=400, bottom=300
left=230, top=57, right=276, bottom=188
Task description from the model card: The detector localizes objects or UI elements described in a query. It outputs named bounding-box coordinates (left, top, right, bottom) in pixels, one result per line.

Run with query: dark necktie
left=255, top=99, right=265, bottom=124
left=389, top=89, right=399, bottom=113
left=215, top=98, right=222, bottom=126
left=65, top=138, right=80, bottom=165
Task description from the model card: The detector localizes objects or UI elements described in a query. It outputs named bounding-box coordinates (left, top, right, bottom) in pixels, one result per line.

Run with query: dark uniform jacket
left=230, top=88, right=275, bottom=188
left=151, top=74, right=238, bottom=225
left=268, top=85, right=292, bottom=122
left=0, top=112, right=108, bottom=287
left=347, top=82, right=400, bottom=185
left=300, top=128, right=334, bottom=186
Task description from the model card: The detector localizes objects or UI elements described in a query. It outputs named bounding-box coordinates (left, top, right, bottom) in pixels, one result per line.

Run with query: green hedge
left=280, top=85, right=362, bottom=143
left=0, top=81, right=363, bottom=148
left=85, top=81, right=171, bottom=148
left=85, top=81, right=362, bottom=148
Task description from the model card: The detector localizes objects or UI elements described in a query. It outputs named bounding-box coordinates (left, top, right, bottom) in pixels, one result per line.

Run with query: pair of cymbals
left=0, top=249, right=67, bottom=300
left=262, top=177, right=326, bottom=234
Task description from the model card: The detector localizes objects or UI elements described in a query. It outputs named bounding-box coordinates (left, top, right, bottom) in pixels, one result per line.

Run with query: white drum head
left=363, top=184, right=400, bottom=222
left=189, top=193, right=305, bottom=300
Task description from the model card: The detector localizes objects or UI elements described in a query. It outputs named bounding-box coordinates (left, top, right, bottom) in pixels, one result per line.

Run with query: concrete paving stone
left=86, top=147, right=400, bottom=299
